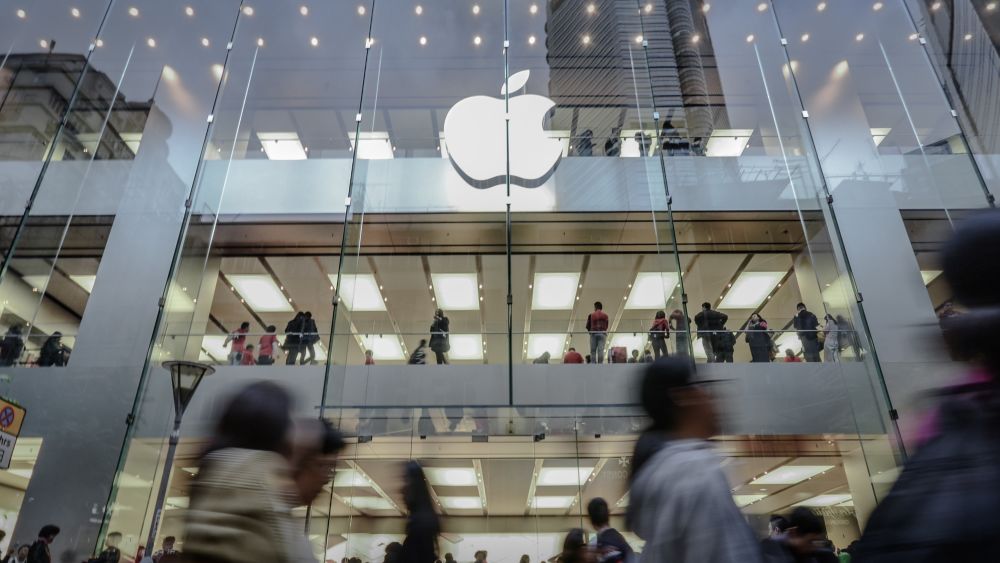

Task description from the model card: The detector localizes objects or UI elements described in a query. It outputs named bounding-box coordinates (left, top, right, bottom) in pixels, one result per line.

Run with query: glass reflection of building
left=0, top=0, right=997, bottom=562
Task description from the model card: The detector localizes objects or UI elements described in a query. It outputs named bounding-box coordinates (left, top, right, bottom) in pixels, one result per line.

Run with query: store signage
left=443, top=70, right=563, bottom=189
left=0, top=398, right=26, bottom=470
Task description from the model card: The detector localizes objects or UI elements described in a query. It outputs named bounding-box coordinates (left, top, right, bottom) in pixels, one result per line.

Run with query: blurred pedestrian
left=239, top=344, right=257, bottom=366
left=694, top=303, right=727, bottom=363
left=365, top=349, right=375, bottom=365
left=258, top=325, right=279, bottom=365
left=291, top=419, right=345, bottom=506
left=6, top=545, right=28, bottom=563
left=400, top=462, right=440, bottom=563
left=408, top=340, right=428, bottom=365
left=715, top=327, right=735, bottom=363
left=669, top=309, right=690, bottom=357
left=558, top=529, right=593, bottom=563
left=761, top=508, right=837, bottom=563
left=150, top=537, right=176, bottom=563
left=627, top=358, right=762, bottom=563
left=587, top=498, right=632, bottom=563
left=822, top=314, right=840, bottom=363
left=533, top=351, right=551, bottom=364
left=793, top=304, right=820, bottom=362
left=27, top=526, right=59, bottom=563
left=0, top=325, right=24, bottom=366
left=284, top=312, right=305, bottom=365
left=746, top=314, right=771, bottom=363
left=183, top=381, right=313, bottom=563
left=301, top=312, right=319, bottom=365
left=91, top=532, right=122, bottom=563
left=429, top=309, right=450, bottom=364
left=649, top=311, right=669, bottom=360
left=853, top=211, right=1000, bottom=562
left=224, top=322, right=250, bottom=365
left=586, top=302, right=609, bottom=364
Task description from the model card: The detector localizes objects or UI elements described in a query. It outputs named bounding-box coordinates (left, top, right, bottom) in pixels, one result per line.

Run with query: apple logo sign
left=443, top=70, right=563, bottom=189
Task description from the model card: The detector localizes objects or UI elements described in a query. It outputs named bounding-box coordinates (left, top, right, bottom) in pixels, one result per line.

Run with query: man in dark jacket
left=694, top=302, right=727, bottom=363
left=300, top=311, right=319, bottom=365
left=284, top=312, right=305, bottom=365
left=761, top=508, right=837, bottom=563
left=793, top=303, right=821, bottom=362
left=429, top=309, right=450, bottom=364
left=587, top=497, right=632, bottom=563
left=715, top=328, right=736, bottom=363
left=27, top=525, right=59, bottom=563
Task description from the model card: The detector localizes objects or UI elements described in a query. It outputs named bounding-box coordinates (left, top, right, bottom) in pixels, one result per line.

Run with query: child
left=783, top=348, right=803, bottom=363
left=364, top=349, right=375, bottom=365
left=258, top=325, right=279, bottom=365
left=240, top=344, right=257, bottom=365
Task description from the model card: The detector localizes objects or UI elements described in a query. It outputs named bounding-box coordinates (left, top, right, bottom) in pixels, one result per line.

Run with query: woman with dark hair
left=746, top=313, right=771, bottom=363
left=648, top=311, right=669, bottom=360
left=184, top=382, right=313, bottom=563
left=400, top=461, right=440, bottom=563
left=558, top=529, right=593, bottom=563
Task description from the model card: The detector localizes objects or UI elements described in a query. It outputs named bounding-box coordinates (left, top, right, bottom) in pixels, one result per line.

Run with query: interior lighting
left=528, top=35, right=536, bottom=45
left=299, top=5, right=309, bottom=15
left=256, top=37, right=264, bottom=47
left=532, top=496, right=575, bottom=509
left=39, top=39, right=49, bottom=49
left=71, top=7, right=81, bottom=17
left=258, top=132, right=307, bottom=160
left=733, top=494, right=767, bottom=507
left=472, top=4, right=480, bottom=14
left=816, top=1, right=826, bottom=11
left=794, top=494, right=853, bottom=507
left=908, top=32, right=919, bottom=40
left=70, top=274, right=97, bottom=293
left=361, top=334, right=405, bottom=360
left=702, top=3, right=710, bottom=12
left=228, top=274, right=293, bottom=312
left=426, top=467, right=478, bottom=486
left=757, top=3, right=767, bottom=11
left=531, top=273, right=580, bottom=310
left=201, top=37, right=210, bottom=47
left=988, top=2, right=997, bottom=11
left=334, top=469, right=372, bottom=487
left=873, top=2, right=883, bottom=10
left=801, top=33, right=810, bottom=42
left=332, top=274, right=386, bottom=311
left=587, top=3, right=596, bottom=14
left=705, top=129, right=754, bottom=157
left=96, top=38, right=104, bottom=47
left=692, top=33, right=701, bottom=44
left=855, top=32, right=865, bottom=41
left=201, top=336, right=230, bottom=361
left=746, top=34, right=755, bottom=43
left=21, top=275, right=49, bottom=292
left=184, top=5, right=194, bottom=16
left=751, top=465, right=833, bottom=485
left=963, top=33, right=973, bottom=40
left=625, top=272, right=679, bottom=309
left=870, top=127, right=891, bottom=146
left=530, top=4, right=538, bottom=14
left=431, top=274, right=480, bottom=310
left=415, top=4, right=423, bottom=14
left=419, top=36, right=427, bottom=46
left=310, top=36, right=319, bottom=46
left=128, top=6, right=139, bottom=16
left=474, top=35, right=482, bottom=45
left=16, top=8, right=26, bottom=18
left=920, top=270, right=942, bottom=285
left=357, top=5, right=366, bottom=15
left=644, top=3, right=653, bottom=13
left=720, top=271, right=784, bottom=308
left=346, top=497, right=394, bottom=511
left=537, top=467, right=594, bottom=486
left=526, top=334, right=566, bottom=359
left=349, top=131, right=394, bottom=159
left=439, top=497, right=483, bottom=510
left=242, top=6, right=254, bottom=15
left=930, top=1, right=941, bottom=10
left=146, top=37, right=156, bottom=48
left=582, top=34, right=591, bottom=45
left=635, top=35, right=644, bottom=43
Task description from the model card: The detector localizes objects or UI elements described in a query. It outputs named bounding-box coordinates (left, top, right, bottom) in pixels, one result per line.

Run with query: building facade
left=0, top=0, right=998, bottom=561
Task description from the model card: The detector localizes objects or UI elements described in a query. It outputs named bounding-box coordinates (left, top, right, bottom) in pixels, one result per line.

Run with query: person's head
left=655, top=310, right=665, bottom=319
left=585, top=354, right=592, bottom=363
left=796, top=302, right=806, bottom=312
left=594, top=301, right=603, bottom=311
left=365, top=349, right=373, bottom=358
left=304, top=311, right=312, bottom=319
left=768, top=515, right=790, bottom=537
left=435, top=308, right=444, bottom=318
left=444, top=554, right=454, bottom=562
left=474, top=550, right=487, bottom=562
left=240, top=322, right=250, bottom=330
left=701, top=302, right=711, bottom=311
left=785, top=349, right=796, bottom=358
left=540, top=351, right=550, bottom=360
left=51, top=331, right=62, bottom=340
left=519, top=555, right=530, bottom=563
left=586, top=497, right=610, bottom=529
left=245, top=344, right=254, bottom=351
left=631, top=349, right=639, bottom=358
left=783, top=507, right=826, bottom=555
left=825, top=313, right=835, bottom=321
left=568, top=347, right=576, bottom=353
left=294, top=311, right=304, bottom=319
left=402, top=461, right=435, bottom=516
left=638, top=358, right=719, bottom=440
left=266, top=325, right=276, bottom=333
left=106, top=532, right=122, bottom=548
left=162, top=537, right=176, bottom=550
left=37, top=525, right=59, bottom=544
left=560, top=529, right=589, bottom=563
left=206, top=381, right=293, bottom=459
left=418, top=339, right=427, bottom=347
left=750, top=313, right=761, bottom=322
left=16, top=546, right=29, bottom=560
left=292, top=418, right=346, bottom=505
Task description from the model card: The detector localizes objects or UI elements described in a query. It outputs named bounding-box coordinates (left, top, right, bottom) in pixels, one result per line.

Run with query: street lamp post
left=143, top=360, right=214, bottom=557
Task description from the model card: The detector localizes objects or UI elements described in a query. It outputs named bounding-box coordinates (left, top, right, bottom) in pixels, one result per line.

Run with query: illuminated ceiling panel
left=531, top=273, right=580, bottom=310
left=720, top=271, right=784, bottom=309
left=625, top=272, right=679, bottom=310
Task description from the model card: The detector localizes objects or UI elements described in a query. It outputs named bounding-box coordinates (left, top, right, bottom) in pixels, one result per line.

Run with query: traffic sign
left=0, top=398, right=26, bottom=470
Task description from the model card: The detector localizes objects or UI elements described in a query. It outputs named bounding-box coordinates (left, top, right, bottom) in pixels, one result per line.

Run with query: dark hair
left=403, top=461, right=440, bottom=547
left=594, top=301, right=603, bottom=310
left=769, top=514, right=790, bottom=532
left=638, top=358, right=693, bottom=431
left=655, top=310, right=666, bottom=319
left=701, top=302, right=711, bottom=309
left=205, top=381, right=293, bottom=458
left=305, top=311, right=313, bottom=318
left=107, top=532, right=122, bottom=539
left=266, top=325, right=276, bottom=332
left=560, top=529, right=587, bottom=563
left=787, top=507, right=825, bottom=536
left=587, top=497, right=610, bottom=527
left=568, top=347, right=576, bottom=352
left=164, top=536, right=176, bottom=543
left=796, top=302, right=806, bottom=309
left=240, top=322, right=250, bottom=329
left=38, top=525, right=60, bottom=539
left=943, top=211, right=1000, bottom=308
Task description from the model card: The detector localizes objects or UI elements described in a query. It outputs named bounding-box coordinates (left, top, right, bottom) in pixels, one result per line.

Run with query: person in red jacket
left=586, top=301, right=610, bottom=363
left=649, top=310, right=669, bottom=360
left=563, top=347, right=584, bottom=364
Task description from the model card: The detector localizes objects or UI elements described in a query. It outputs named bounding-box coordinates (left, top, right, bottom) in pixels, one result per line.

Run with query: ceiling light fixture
left=474, top=35, right=482, bottom=45
left=227, top=274, right=293, bottom=312
left=719, top=271, right=783, bottom=308
left=526, top=334, right=567, bottom=359
left=963, top=33, right=973, bottom=40
left=532, top=496, right=576, bottom=509
left=530, top=4, right=538, bottom=14
left=855, top=32, right=865, bottom=41
left=733, top=494, right=767, bottom=507
left=310, top=36, right=319, bottom=46
left=184, top=5, right=194, bottom=16
left=258, top=132, right=307, bottom=160
left=300, top=5, right=308, bottom=15
left=71, top=7, right=81, bottom=17
left=346, top=497, right=394, bottom=511
left=146, top=37, right=156, bottom=48
left=431, top=273, right=480, bottom=310
left=625, top=272, right=679, bottom=309
left=987, top=2, right=997, bottom=11
left=39, top=39, right=49, bottom=49
left=69, top=274, right=97, bottom=293
left=635, top=34, right=644, bottom=43
left=201, top=37, right=210, bottom=47
left=357, top=5, right=366, bottom=15
left=930, top=1, right=941, bottom=10
left=801, top=33, right=810, bottom=42
left=582, top=34, right=591, bottom=45
left=746, top=34, right=755, bottom=43
left=920, top=270, right=943, bottom=285
left=472, top=4, right=480, bottom=14
left=242, top=6, right=254, bottom=15
left=528, top=35, right=536, bottom=45
left=531, top=272, right=581, bottom=310
left=702, top=3, right=710, bottom=12
left=426, top=467, right=478, bottom=486
left=439, top=497, right=483, bottom=510
left=128, top=6, right=139, bottom=16
left=794, top=494, right=853, bottom=507
left=873, top=1, right=883, bottom=10
left=349, top=131, right=394, bottom=159
left=332, top=274, right=386, bottom=311
left=361, top=334, right=405, bottom=360
left=587, top=3, right=596, bottom=14
left=537, top=467, right=594, bottom=486
left=16, top=8, right=26, bottom=18
left=691, top=33, right=701, bottom=44
left=757, top=2, right=767, bottom=11
left=750, top=465, right=833, bottom=485
left=415, top=4, right=423, bottom=14
left=419, top=36, right=427, bottom=46
left=256, top=37, right=264, bottom=47
left=644, top=3, right=653, bottom=13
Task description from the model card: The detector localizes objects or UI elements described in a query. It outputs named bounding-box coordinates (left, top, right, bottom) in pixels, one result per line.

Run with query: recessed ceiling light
left=415, top=4, right=423, bottom=14
left=310, top=36, right=319, bottom=46
left=908, top=32, right=919, bottom=40
left=963, top=33, right=973, bottom=40
left=873, top=1, right=883, bottom=10
left=448, top=334, right=484, bottom=360
left=69, top=274, right=97, bottom=293
left=719, top=271, right=783, bottom=308
left=333, top=274, right=386, bottom=311
left=528, top=35, right=536, bottom=45
left=357, top=5, right=366, bottom=15
left=39, top=39, right=49, bottom=49
left=184, top=5, right=194, bottom=16
left=361, top=334, right=405, bottom=360
left=228, top=274, right=293, bottom=312
left=988, top=2, right=998, bottom=11
left=626, top=272, right=679, bottom=310
left=472, top=4, right=480, bottom=14
left=333, top=469, right=371, bottom=488
left=644, top=3, right=653, bottom=13
left=530, top=4, right=538, bottom=14
left=757, top=2, right=767, bottom=11
left=746, top=34, right=755, bottom=43
left=71, top=7, right=81, bottom=17
left=582, top=34, right=591, bottom=44
left=532, top=496, right=576, bottom=509
left=531, top=272, right=580, bottom=310
left=346, top=497, right=394, bottom=511
left=95, top=38, right=104, bottom=47
left=439, top=497, right=482, bottom=510
left=931, top=1, right=941, bottom=10
left=242, top=6, right=254, bottom=15
left=750, top=465, right=833, bottom=485
left=794, top=494, right=852, bottom=507
left=146, top=37, right=156, bottom=48
left=419, top=36, right=427, bottom=46
left=587, top=3, right=596, bottom=14
left=526, top=334, right=566, bottom=359
left=733, top=494, right=767, bottom=507
left=431, top=273, right=480, bottom=310
left=817, top=1, right=827, bottom=11
left=256, top=37, right=264, bottom=47
left=855, top=32, right=865, bottom=41
left=692, top=33, right=701, bottom=44
left=702, top=3, right=710, bottom=12
left=537, top=466, right=594, bottom=486
left=299, top=5, right=308, bottom=15
left=473, top=35, right=482, bottom=45
left=801, top=33, right=810, bottom=42
left=128, top=6, right=139, bottom=16
left=426, top=467, right=478, bottom=486
left=258, top=132, right=307, bottom=160
left=201, top=37, right=210, bottom=47
left=349, top=131, right=393, bottom=159
left=16, top=8, right=26, bottom=18
left=635, top=34, right=644, bottom=43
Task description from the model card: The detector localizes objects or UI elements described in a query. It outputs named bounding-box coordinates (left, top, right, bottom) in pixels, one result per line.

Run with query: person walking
left=746, top=313, right=772, bottom=363
left=27, top=526, right=59, bottom=563
left=224, top=322, right=250, bottom=365
left=715, top=328, right=735, bottom=363
left=822, top=314, right=840, bottom=363
left=627, top=358, right=762, bottom=563
left=408, top=340, right=428, bottom=365
left=587, top=497, right=632, bottom=563
left=0, top=325, right=24, bottom=367
left=760, top=508, right=837, bottom=563
left=669, top=309, right=690, bottom=357
left=649, top=310, right=669, bottom=360
left=694, top=302, right=728, bottom=363
left=150, top=537, right=177, bottom=563
left=586, top=302, right=609, bottom=363
left=37, top=333, right=67, bottom=367
left=283, top=312, right=305, bottom=366
left=299, top=312, right=319, bottom=365
left=400, top=462, right=440, bottom=563
left=793, top=303, right=821, bottom=362
left=258, top=326, right=279, bottom=365
left=183, top=382, right=313, bottom=563
left=429, top=309, right=450, bottom=365
left=563, top=347, right=584, bottom=364
left=92, top=532, right=122, bottom=563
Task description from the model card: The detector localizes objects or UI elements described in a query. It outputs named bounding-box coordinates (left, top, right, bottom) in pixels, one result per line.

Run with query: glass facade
left=0, top=0, right=996, bottom=561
